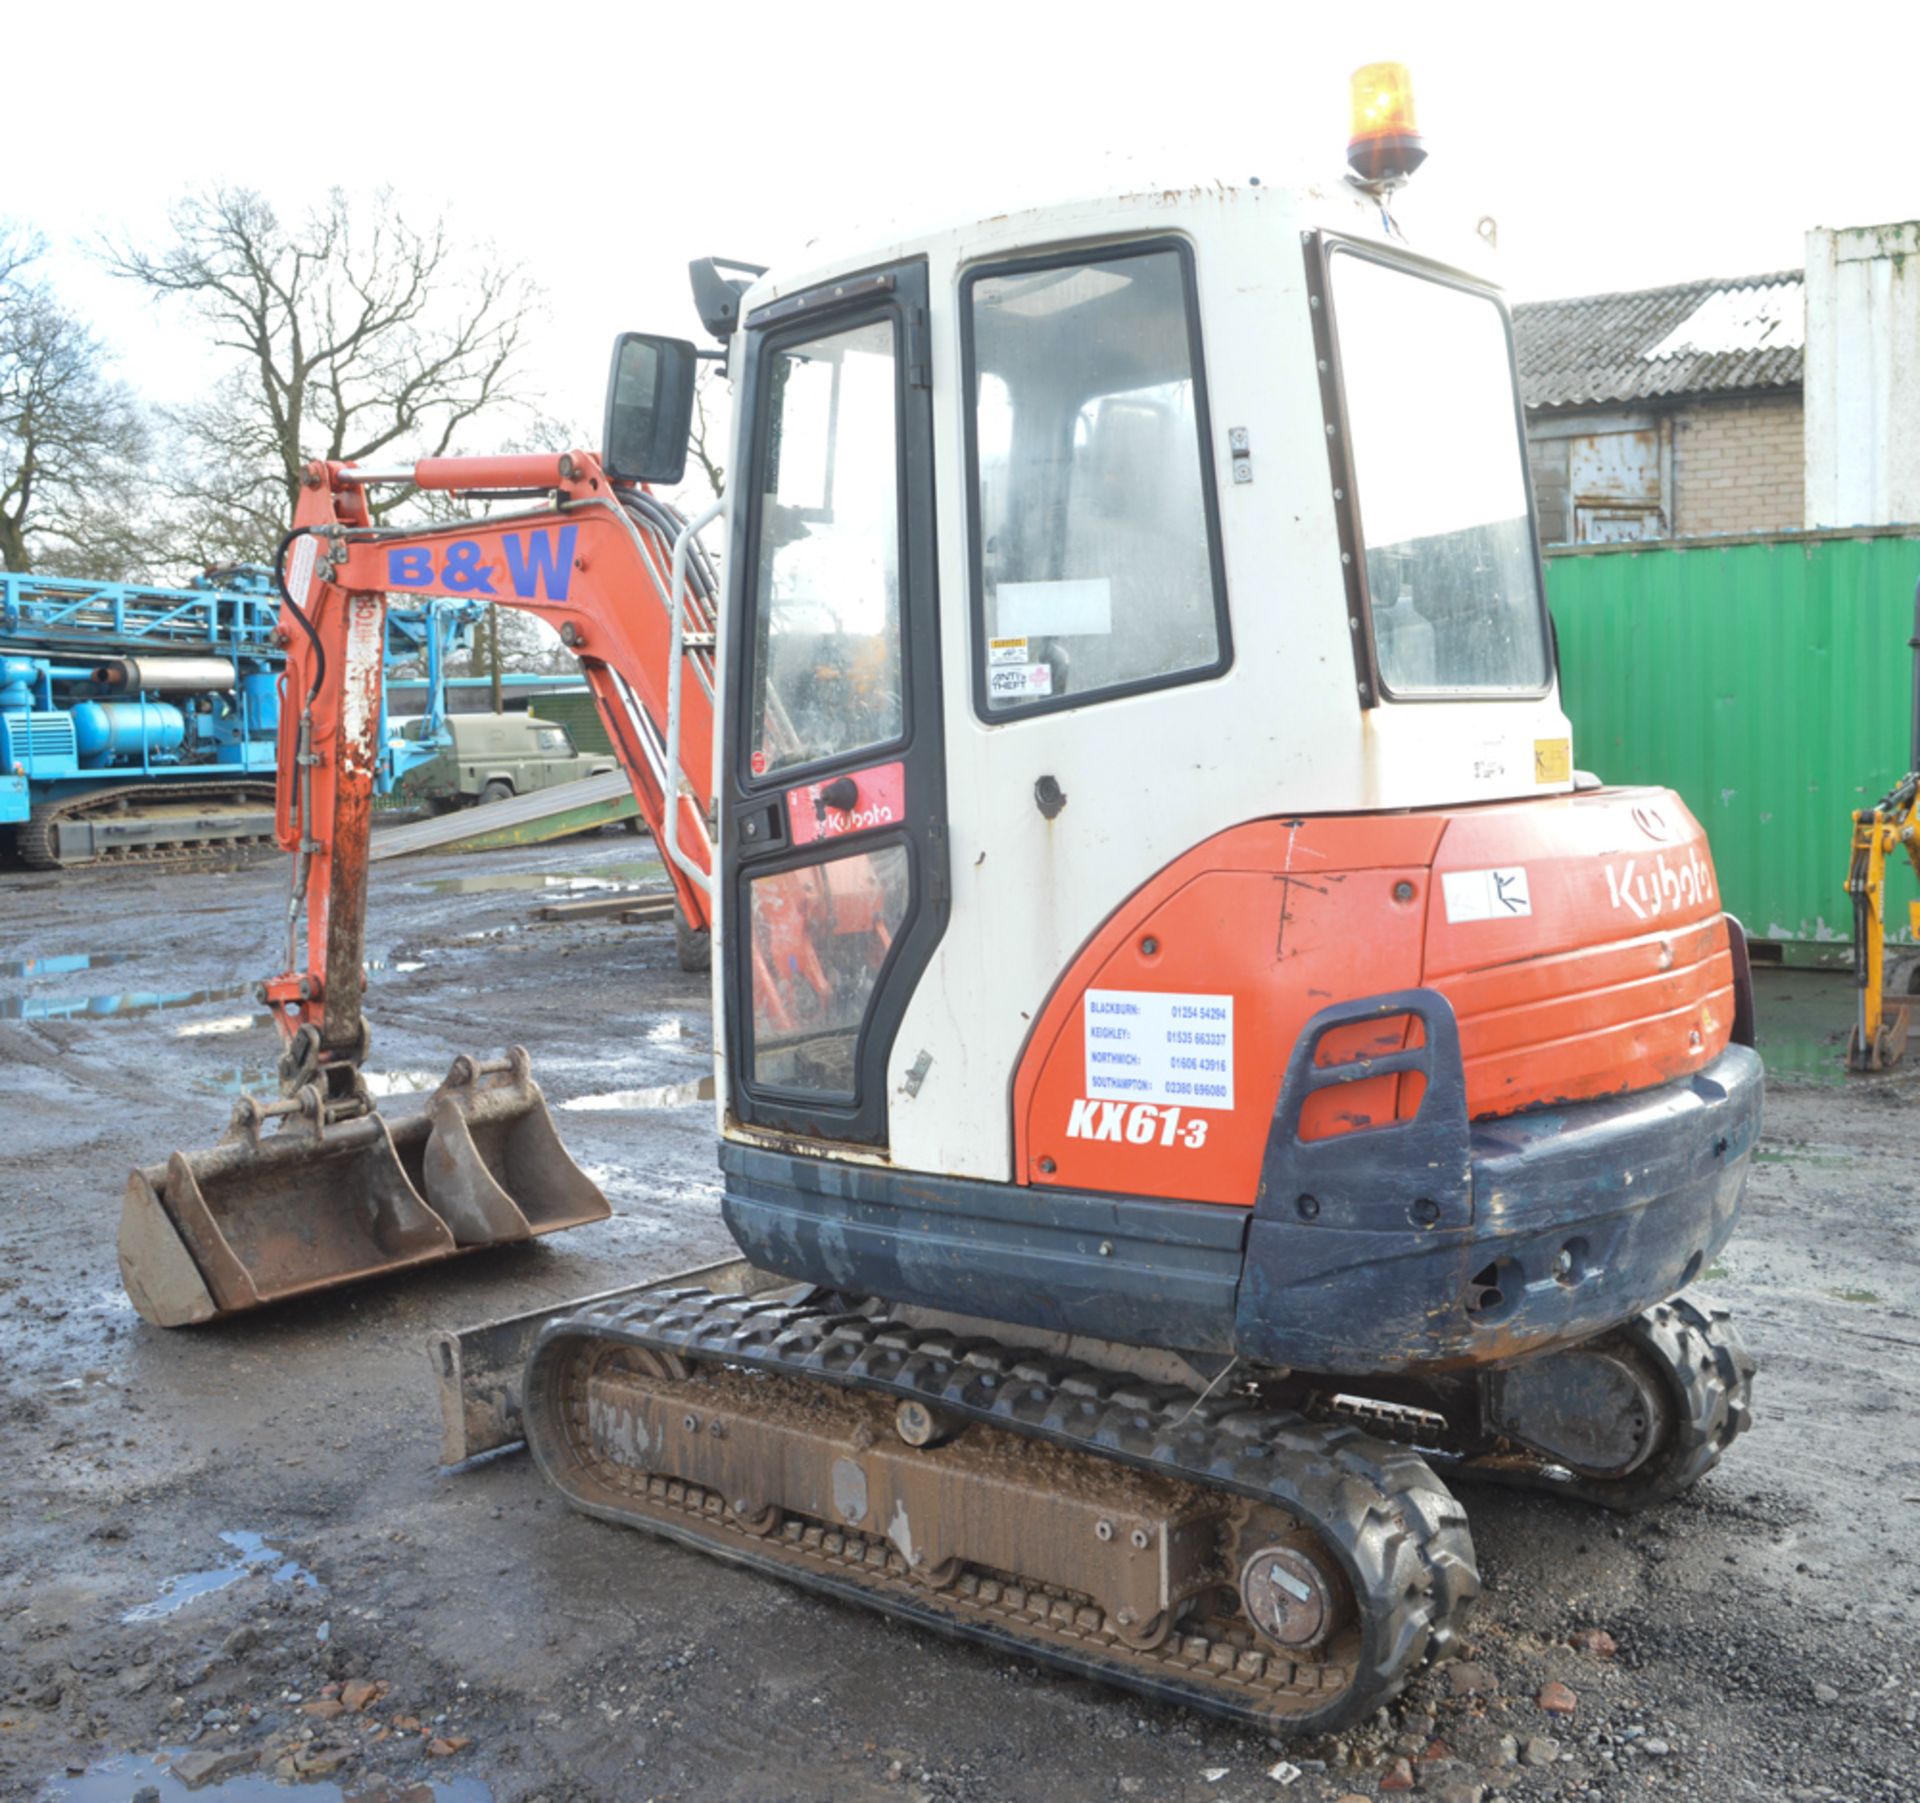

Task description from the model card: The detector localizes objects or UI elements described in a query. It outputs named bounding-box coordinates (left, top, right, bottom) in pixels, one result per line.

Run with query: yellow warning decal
left=1533, top=738, right=1572, bottom=784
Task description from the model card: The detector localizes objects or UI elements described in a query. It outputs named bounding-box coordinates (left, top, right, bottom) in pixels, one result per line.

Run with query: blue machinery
left=0, top=569, right=481, bottom=868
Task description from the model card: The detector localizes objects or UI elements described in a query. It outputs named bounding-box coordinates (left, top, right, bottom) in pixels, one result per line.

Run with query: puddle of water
left=562, top=1074, right=715, bottom=1111
left=414, top=856, right=664, bottom=896
left=188, top=1067, right=438, bottom=1100
left=189, top=1063, right=277, bottom=1097
left=0, top=981, right=253, bottom=1023
left=176, top=1014, right=273, bottom=1039
left=0, top=950, right=138, bottom=980
left=122, top=1530, right=320, bottom=1624
left=647, top=1018, right=684, bottom=1042
left=1751, top=968, right=1855, bottom=1088
left=40, top=1751, right=492, bottom=1802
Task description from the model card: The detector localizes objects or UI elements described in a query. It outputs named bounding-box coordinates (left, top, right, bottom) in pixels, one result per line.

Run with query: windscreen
left=1330, top=250, right=1549, bottom=695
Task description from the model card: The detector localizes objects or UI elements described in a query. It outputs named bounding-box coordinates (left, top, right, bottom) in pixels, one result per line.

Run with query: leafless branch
left=107, top=185, right=547, bottom=561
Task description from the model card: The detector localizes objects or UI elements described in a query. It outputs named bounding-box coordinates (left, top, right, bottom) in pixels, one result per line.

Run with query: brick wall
left=1670, top=393, right=1805, bottom=535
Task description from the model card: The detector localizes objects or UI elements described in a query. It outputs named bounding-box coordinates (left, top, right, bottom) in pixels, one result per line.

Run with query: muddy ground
left=1, top=834, right=1915, bottom=1803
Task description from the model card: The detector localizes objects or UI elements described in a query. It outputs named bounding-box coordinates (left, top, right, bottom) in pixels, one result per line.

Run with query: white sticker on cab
left=997, top=577, right=1112, bottom=637
left=1083, top=988, right=1234, bottom=1111
left=987, top=636, right=1029, bottom=666
left=989, top=662, right=1052, bottom=700
left=1442, top=867, right=1532, bottom=922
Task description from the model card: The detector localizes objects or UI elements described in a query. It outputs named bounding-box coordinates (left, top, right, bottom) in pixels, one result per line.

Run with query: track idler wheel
left=1485, top=1293, right=1755, bottom=1512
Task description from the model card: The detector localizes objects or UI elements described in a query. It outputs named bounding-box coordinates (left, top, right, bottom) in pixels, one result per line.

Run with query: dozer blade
left=118, top=1047, right=611, bottom=1327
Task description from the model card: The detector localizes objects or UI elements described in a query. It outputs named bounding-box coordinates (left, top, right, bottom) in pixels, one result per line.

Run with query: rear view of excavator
left=122, top=67, right=1758, bottom=1730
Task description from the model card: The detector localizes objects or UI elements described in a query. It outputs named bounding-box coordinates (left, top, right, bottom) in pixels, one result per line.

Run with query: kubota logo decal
left=1065, top=1099, right=1209, bottom=1149
left=1605, top=848, right=1715, bottom=920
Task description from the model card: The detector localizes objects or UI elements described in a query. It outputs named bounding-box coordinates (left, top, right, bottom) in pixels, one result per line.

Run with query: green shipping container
left=1546, top=527, right=1920, bottom=957
left=535, top=688, right=615, bottom=758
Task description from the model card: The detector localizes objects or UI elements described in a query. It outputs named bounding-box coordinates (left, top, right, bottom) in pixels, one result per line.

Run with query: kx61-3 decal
left=1065, top=1099, right=1211, bottom=1149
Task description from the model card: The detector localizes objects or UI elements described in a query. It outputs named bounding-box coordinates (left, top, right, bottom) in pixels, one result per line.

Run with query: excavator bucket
left=118, top=1048, right=610, bottom=1327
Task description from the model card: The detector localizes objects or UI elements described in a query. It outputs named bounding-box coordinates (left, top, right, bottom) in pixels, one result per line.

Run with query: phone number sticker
left=1083, top=988, right=1234, bottom=1110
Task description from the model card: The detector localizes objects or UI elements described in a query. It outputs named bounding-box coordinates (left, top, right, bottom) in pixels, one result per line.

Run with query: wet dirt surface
left=2, top=843, right=1915, bottom=1803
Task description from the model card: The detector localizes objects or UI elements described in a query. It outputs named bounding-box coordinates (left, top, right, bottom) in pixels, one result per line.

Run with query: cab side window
left=964, top=242, right=1229, bottom=717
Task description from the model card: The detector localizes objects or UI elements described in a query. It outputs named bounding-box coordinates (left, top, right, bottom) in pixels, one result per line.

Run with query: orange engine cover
left=1013, top=788, right=1735, bottom=1208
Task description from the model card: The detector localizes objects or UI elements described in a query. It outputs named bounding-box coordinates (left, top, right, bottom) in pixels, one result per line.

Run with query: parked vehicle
left=393, top=711, right=616, bottom=810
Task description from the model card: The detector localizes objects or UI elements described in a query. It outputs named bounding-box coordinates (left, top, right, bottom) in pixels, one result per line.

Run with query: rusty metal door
left=1570, top=429, right=1665, bottom=543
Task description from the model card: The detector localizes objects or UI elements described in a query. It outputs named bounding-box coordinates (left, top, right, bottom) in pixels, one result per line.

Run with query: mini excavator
left=120, top=67, right=1758, bottom=1730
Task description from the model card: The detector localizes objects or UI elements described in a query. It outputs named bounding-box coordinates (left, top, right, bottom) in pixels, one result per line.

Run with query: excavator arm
left=268, top=452, right=718, bottom=1090
left=117, top=446, right=725, bottom=1326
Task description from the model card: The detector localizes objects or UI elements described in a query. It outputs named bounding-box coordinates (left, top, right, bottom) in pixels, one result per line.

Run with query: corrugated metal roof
left=1513, top=272, right=1804, bottom=410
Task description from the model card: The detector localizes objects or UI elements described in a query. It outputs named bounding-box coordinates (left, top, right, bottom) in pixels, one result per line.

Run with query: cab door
left=722, top=260, right=948, bottom=1147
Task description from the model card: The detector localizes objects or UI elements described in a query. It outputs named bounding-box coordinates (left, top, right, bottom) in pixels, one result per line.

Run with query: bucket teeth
left=117, top=1047, right=611, bottom=1326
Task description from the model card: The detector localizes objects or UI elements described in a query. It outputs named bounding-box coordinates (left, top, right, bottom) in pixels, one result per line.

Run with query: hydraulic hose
left=273, top=526, right=327, bottom=707
left=272, top=526, right=326, bottom=993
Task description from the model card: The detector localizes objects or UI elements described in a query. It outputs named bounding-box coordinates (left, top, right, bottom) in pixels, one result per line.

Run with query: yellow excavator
left=1846, top=770, right=1920, bottom=1071
left=1843, top=573, right=1920, bottom=1071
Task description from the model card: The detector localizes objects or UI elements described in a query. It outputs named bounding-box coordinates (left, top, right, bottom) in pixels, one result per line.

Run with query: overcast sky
left=10, top=1, right=1916, bottom=446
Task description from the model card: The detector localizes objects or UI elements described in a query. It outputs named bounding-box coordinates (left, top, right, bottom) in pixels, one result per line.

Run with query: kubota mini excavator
left=120, top=68, right=1759, bottom=1731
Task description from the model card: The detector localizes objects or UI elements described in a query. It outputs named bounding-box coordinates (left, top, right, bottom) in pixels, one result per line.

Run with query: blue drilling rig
left=0, top=567, right=479, bottom=870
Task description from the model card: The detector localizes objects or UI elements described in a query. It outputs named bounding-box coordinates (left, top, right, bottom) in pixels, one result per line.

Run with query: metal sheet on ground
left=371, top=770, right=636, bottom=861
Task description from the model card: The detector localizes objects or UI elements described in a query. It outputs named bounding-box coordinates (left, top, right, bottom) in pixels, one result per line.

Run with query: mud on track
left=2, top=837, right=1915, bottom=1802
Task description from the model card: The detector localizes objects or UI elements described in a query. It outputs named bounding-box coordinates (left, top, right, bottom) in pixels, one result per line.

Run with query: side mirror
left=602, top=333, right=697, bottom=485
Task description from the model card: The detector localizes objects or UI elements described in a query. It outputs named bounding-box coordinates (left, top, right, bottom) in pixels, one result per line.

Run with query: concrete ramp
left=371, top=771, right=637, bottom=861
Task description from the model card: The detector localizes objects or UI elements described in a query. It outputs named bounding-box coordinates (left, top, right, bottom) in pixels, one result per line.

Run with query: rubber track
left=18, top=781, right=278, bottom=872
left=525, top=1288, right=1481, bottom=1733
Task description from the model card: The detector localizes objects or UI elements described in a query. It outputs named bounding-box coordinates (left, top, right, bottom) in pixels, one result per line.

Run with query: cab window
left=535, top=726, right=572, bottom=755
left=747, top=316, right=905, bottom=778
left=1328, top=248, right=1550, bottom=696
left=964, top=241, right=1228, bottom=717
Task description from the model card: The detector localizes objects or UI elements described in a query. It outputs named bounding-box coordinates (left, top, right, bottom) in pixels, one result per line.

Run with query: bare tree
left=685, top=364, right=728, bottom=501
left=108, top=186, right=543, bottom=562
left=0, top=227, right=150, bottom=576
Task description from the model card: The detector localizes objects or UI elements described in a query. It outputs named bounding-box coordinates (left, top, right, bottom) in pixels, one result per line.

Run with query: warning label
left=1442, top=867, right=1532, bottom=922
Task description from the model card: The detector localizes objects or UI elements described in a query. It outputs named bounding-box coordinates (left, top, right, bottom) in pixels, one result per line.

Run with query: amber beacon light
left=1347, top=62, right=1427, bottom=184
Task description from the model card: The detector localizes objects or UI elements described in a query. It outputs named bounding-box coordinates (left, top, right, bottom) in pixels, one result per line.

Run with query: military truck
left=395, top=711, right=617, bottom=811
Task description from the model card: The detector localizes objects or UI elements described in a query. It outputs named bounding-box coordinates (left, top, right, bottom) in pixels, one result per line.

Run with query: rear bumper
left=1234, top=1041, right=1762, bottom=1373
left=722, top=1014, right=1760, bottom=1378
